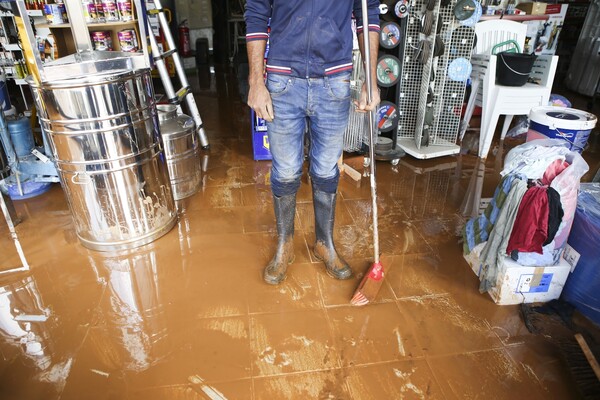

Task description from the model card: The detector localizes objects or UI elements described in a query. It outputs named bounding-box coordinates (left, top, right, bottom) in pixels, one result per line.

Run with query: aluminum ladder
left=146, top=0, right=210, bottom=149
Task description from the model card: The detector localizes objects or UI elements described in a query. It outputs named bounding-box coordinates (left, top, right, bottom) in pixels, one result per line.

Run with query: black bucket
left=496, top=52, right=537, bottom=86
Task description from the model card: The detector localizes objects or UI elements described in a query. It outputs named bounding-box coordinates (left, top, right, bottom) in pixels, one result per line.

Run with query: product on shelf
left=91, top=30, right=113, bottom=51
left=83, top=0, right=99, bottom=23
left=43, top=3, right=68, bottom=25
left=117, top=0, right=133, bottom=22
left=14, top=59, right=29, bottom=79
left=94, top=0, right=107, bottom=22
left=25, top=0, right=45, bottom=10
left=117, top=29, right=138, bottom=52
left=101, top=0, right=120, bottom=22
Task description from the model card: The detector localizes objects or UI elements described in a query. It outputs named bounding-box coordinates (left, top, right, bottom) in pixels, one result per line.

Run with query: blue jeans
left=265, top=73, right=351, bottom=197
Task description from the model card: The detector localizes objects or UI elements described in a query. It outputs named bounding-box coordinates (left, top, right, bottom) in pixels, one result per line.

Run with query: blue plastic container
left=526, top=107, right=597, bottom=153
left=562, top=184, right=600, bottom=325
left=251, top=109, right=272, bottom=161
left=7, top=116, right=34, bottom=158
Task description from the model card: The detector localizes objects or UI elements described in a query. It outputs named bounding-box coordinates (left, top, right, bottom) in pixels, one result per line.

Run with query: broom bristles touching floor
left=351, top=261, right=384, bottom=306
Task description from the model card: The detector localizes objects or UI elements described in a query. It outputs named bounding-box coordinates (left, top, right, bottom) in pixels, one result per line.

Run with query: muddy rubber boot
left=264, top=194, right=296, bottom=285
left=312, top=190, right=352, bottom=280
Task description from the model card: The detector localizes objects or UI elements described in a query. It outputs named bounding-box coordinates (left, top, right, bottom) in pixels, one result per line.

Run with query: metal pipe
left=361, top=0, right=380, bottom=265
left=0, top=189, right=29, bottom=273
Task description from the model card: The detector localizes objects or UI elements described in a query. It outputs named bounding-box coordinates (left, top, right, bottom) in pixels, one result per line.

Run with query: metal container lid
left=156, top=105, right=196, bottom=139
left=156, top=105, right=178, bottom=122
left=26, top=61, right=150, bottom=89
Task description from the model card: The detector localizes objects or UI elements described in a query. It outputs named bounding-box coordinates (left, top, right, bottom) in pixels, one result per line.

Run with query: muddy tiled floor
left=1, top=68, right=596, bottom=399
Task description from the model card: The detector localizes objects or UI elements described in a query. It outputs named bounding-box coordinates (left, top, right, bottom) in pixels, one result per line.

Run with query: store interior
left=1, top=0, right=600, bottom=398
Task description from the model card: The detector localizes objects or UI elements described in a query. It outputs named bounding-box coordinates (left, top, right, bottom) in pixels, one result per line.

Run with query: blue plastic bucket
left=526, top=107, right=597, bottom=153
left=7, top=116, right=34, bottom=158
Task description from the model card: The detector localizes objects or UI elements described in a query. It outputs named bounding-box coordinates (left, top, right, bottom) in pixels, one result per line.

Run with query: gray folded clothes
left=479, top=177, right=528, bottom=293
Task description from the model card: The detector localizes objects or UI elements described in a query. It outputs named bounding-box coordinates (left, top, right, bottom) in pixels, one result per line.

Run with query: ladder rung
left=168, top=86, right=191, bottom=104
left=155, top=48, right=176, bottom=60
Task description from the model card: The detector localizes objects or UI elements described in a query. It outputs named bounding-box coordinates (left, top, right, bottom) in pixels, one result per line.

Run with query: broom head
left=351, top=261, right=384, bottom=306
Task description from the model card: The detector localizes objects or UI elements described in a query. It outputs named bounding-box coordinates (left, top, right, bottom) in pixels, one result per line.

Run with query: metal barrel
left=156, top=105, right=201, bottom=200
left=28, top=68, right=177, bottom=251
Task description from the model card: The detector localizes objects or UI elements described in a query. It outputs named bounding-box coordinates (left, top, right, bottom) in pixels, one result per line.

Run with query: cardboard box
left=544, top=4, right=563, bottom=14
left=464, top=250, right=570, bottom=305
left=523, top=4, right=568, bottom=55
left=516, top=2, right=547, bottom=15
left=489, top=256, right=570, bottom=305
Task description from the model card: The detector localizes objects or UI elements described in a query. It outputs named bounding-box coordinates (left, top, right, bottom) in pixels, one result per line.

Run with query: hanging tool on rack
left=146, top=0, right=210, bottom=149
left=351, top=0, right=386, bottom=307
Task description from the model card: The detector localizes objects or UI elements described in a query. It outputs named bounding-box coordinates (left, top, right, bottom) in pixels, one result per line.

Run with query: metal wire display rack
left=396, top=0, right=476, bottom=159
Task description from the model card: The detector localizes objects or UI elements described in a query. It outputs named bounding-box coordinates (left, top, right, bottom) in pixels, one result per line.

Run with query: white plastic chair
left=459, top=20, right=559, bottom=159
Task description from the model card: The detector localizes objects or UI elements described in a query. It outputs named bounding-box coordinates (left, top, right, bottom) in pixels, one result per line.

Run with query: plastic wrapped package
left=548, top=149, right=590, bottom=250
left=561, top=183, right=600, bottom=325
left=499, top=140, right=589, bottom=258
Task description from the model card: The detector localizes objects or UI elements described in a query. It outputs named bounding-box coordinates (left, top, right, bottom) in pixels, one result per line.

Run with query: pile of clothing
left=463, top=139, right=589, bottom=293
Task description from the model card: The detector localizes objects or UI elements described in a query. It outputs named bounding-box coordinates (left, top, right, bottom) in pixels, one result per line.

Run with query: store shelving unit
left=43, top=19, right=141, bottom=56
left=0, top=8, right=47, bottom=112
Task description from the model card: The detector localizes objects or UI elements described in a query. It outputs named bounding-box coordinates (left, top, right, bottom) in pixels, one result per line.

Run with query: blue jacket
left=244, top=0, right=380, bottom=78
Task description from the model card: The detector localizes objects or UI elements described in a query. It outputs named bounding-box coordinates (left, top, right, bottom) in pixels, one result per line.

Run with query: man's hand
left=248, top=82, right=274, bottom=122
left=354, top=83, right=380, bottom=113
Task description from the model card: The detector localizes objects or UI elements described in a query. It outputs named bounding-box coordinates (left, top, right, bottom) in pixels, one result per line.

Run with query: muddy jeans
left=265, top=72, right=351, bottom=196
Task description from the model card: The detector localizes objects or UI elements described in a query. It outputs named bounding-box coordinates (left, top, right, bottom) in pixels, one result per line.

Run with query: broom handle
left=361, top=0, right=379, bottom=265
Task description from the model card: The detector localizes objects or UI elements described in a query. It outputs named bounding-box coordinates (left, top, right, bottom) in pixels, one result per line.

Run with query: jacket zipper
left=305, top=0, right=314, bottom=78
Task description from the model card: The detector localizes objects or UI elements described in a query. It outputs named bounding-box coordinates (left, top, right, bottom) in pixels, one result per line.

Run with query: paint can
left=91, top=31, right=113, bottom=51
left=117, top=0, right=133, bottom=21
left=101, top=0, right=120, bottom=22
left=526, top=106, right=597, bottom=153
left=82, top=1, right=98, bottom=23
left=117, top=29, right=138, bottom=52
left=93, top=0, right=106, bottom=22
left=43, top=3, right=68, bottom=25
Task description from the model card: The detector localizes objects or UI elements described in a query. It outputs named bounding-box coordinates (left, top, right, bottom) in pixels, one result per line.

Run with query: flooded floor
left=1, top=66, right=599, bottom=399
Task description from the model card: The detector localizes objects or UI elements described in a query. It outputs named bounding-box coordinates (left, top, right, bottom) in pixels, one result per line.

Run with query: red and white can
left=82, top=1, right=98, bottom=23
left=101, top=0, right=120, bottom=22
left=93, top=0, right=105, bottom=22
left=91, top=31, right=113, bottom=51
left=117, top=29, right=138, bottom=52
left=117, top=0, right=133, bottom=21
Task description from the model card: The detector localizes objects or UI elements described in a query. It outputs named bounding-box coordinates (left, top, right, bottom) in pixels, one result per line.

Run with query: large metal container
left=156, top=105, right=201, bottom=200
left=29, top=68, right=177, bottom=251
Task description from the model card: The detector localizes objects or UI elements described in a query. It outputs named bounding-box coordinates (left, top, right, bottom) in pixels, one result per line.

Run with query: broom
left=351, top=0, right=385, bottom=306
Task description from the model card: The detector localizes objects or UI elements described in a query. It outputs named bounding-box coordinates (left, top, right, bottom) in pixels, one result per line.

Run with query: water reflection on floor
left=1, top=66, right=597, bottom=399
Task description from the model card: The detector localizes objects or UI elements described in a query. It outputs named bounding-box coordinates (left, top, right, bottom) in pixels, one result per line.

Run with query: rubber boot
left=263, top=194, right=296, bottom=285
left=312, top=190, right=352, bottom=280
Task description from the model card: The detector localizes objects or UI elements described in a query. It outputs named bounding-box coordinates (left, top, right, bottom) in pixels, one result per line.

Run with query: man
left=245, top=1, right=381, bottom=285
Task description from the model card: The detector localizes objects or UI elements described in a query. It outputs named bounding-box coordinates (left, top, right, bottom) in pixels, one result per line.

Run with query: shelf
left=3, top=43, right=21, bottom=51
left=27, top=10, right=44, bottom=17
left=480, top=15, right=550, bottom=21
left=41, top=20, right=138, bottom=29
left=0, top=10, right=44, bottom=17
